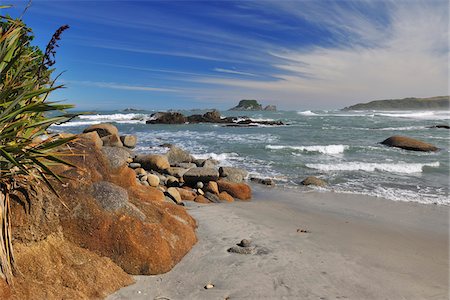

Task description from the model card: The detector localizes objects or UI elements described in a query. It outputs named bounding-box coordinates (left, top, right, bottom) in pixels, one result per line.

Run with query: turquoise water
left=53, top=109, right=450, bottom=205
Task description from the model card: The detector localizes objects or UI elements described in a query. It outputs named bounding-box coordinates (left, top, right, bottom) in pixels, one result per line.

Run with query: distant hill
left=343, top=96, right=449, bottom=111
left=229, top=99, right=277, bottom=111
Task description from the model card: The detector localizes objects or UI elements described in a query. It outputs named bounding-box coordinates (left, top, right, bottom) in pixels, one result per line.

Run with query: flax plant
left=0, top=7, right=75, bottom=284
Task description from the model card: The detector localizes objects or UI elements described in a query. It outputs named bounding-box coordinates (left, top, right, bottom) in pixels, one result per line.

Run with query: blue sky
left=6, top=0, right=449, bottom=110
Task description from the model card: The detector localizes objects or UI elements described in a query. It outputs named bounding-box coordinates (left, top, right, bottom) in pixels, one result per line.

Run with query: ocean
left=53, top=109, right=450, bottom=205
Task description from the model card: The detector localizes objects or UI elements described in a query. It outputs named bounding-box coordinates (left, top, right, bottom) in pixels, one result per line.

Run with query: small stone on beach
left=204, top=283, right=214, bottom=289
left=237, top=239, right=252, bottom=247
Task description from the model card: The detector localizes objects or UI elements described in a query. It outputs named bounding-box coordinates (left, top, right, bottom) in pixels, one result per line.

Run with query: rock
left=120, top=135, right=137, bottom=148
left=101, top=134, right=123, bottom=147
left=166, top=176, right=180, bottom=187
left=238, top=239, right=252, bottom=247
left=176, top=162, right=197, bottom=169
left=147, top=174, right=160, bottom=187
left=201, top=159, right=219, bottom=169
left=139, top=175, right=148, bottom=182
left=166, top=146, right=194, bottom=165
left=203, top=110, right=221, bottom=122
left=134, top=154, right=170, bottom=171
left=166, top=187, right=182, bottom=205
left=183, top=168, right=220, bottom=185
left=205, top=181, right=219, bottom=195
left=204, top=192, right=221, bottom=203
left=101, top=146, right=131, bottom=169
left=196, top=182, right=204, bottom=189
left=194, top=195, right=211, bottom=203
left=429, top=124, right=450, bottom=129
left=263, top=105, right=277, bottom=111
left=128, top=162, right=141, bottom=169
left=146, top=112, right=187, bottom=124
left=159, top=143, right=174, bottom=148
left=134, top=168, right=147, bottom=176
left=165, top=167, right=188, bottom=178
left=83, top=123, right=119, bottom=138
left=301, top=176, right=327, bottom=187
left=91, top=181, right=129, bottom=211
left=193, top=159, right=206, bottom=167
left=250, top=177, right=275, bottom=186
left=141, top=181, right=149, bottom=186
left=217, top=180, right=252, bottom=200
left=227, top=246, right=256, bottom=255
left=219, top=167, right=248, bottom=183
left=204, top=284, right=214, bottom=289
left=218, top=191, right=234, bottom=202
left=381, top=135, right=438, bottom=152
left=80, top=131, right=103, bottom=149
left=176, top=188, right=197, bottom=201
left=197, top=188, right=204, bottom=195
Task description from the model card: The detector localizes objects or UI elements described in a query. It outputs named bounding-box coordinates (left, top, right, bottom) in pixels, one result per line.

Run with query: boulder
left=166, top=146, right=194, bottom=165
left=166, top=187, right=182, bottom=205
left=183, top=168, right=220, bottom=185
left=429, top=124, right=450, bottom=129
left=194, top=195, right=211, bottom=203
left=165, top=167, right=188, bottom=178
left=218, top=191, right=234, bottom=202
left=250, top=177, right=275, bottom=186
left=91, top=181, right=129, bottom=211
left=201, top=159, right=219, bottom=169
left=381, top=136, right=438, bottom=152
left=147, top=174, right=160, bottom=187
left=219, top=167, right=248, bottom=183
left=80, top=131, right=103, bottom=149
left=134, top=154, right=170, bottom=171
left=120, top=135, right=137, bottom=148
left=166, top=176, right=180, bottom=187
left=146, top=112, right=187, bottom=124
left=217, top=180, right=252, bottom=200
left=203, top=110, right=222, bottom=122
left=101, top=146, right=131, bottom=169
left=83, top=123, right=119, bottom=138
left=176, top=162, right=197, bottom=169
left=205, top=181, right=219, bottom=195
left=176, top=188, right=197, bottom=201
left=101, top=134, right=123, bottom=147
left=301, top=176, right=327, bottom=187
left=204, top=192, right=221, bottom=203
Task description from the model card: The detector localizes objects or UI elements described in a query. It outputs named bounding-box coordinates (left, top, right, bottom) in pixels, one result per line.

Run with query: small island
left=229, top=99, right=277, bottom=111
left=343, top=96, right=449, bottom=111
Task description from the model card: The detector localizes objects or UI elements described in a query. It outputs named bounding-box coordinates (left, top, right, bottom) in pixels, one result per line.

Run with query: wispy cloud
left=213, top=68, right=258, bottom=77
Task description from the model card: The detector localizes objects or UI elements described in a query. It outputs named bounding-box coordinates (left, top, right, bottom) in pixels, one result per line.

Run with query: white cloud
left=213, top=68, right=258, bottom=77
left=65, top=80, right=178, bottom=93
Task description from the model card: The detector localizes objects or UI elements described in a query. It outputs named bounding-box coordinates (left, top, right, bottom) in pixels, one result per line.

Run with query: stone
left=194, top=195, right=211, bottom=203
left=250, top=177, right=275, bottom=186
left=134, top=168, right=147, bottom=176
left=176, top=188, right=197, bottom=201
left=238, top=239, right=252, bottom=247
left=197, top=188, right=204, bottom=195
left=101, top=134, right=123, bottom=147
left=227, top=246, right=256, bottom=255
left=146, top=112, right=187, bottom=124
left=120, top=135, right=137, bottom=148
left=301, top=176, right=327, bottom=187
left=141, top=181, right=149, bottom=186
left=204, top=192, right=221, bottom=203
left=91, top=181, right=129, bottom=211
left=193, top=159, right=206, bottom=167
left=166, top=146, right=194, bottom=165
left=80, top=131, right=103, bottom=149
left=139, top=175, right=148, bottom=182
left=134, top=154, right=170, bottom=171
left=83, top=123, right=119, bottom=138
left=147, top=174, right=160, bottom=187
left=217, top=180, right=252, bottom=200
left=176, top=162, right=197, bottom=169
left=183, top=168, right=220, bottom=185
left=128, top=162, right=141, bottom=169
left=165, top=167, right=188, bottom=178
left=218, top=191, right=234, bottom=202
left=196, top=182, right=204, bottom=189
left=429, top=124, right=450, bottom=129
left=166, top=176, right=180, bottom=187
left=219, top=167, right=248, bottom=183
left=166, top=187, right=182, bottom=205
left=205, top=181, right=219, bottom=195
left=204, top=284, right=214, bottom=289
left=101, top=146, right=131, bottom=169
left=381, top=136, right=438, bottom=152
left=201, top=159, right=219, bottom=169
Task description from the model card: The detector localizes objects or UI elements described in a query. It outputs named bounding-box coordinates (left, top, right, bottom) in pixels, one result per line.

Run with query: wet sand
left=108, top=186, right=449, bottom=300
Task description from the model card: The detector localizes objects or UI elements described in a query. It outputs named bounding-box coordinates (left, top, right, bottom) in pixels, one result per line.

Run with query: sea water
left=52, top=109, right=450, bottom=205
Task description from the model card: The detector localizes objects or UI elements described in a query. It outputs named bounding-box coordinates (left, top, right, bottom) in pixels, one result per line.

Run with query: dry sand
left=108, top=185, right=449, bottom=300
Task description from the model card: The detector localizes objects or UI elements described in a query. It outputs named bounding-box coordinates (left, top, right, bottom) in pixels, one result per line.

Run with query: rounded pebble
left=196, top=181, right=204, bottom=189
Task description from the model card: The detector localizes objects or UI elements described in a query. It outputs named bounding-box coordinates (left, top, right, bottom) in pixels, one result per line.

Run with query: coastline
left=108, top=185, right=449, bottom=299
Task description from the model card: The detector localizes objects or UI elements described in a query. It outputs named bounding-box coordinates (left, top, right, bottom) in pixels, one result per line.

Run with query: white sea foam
left=376, top=111, right=450, bottom=120
left=306, top=161, right=440, bottom=174
left=266, top=144, right=348, bottom=155
left=297, top=110, right=318, bottom=116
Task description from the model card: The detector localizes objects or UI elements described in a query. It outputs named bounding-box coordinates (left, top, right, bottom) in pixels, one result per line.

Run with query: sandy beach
left=108, top=185, right=449, bottom=300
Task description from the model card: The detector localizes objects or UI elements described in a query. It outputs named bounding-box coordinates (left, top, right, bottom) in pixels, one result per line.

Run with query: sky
left=5, top=0, right=449, bottom=110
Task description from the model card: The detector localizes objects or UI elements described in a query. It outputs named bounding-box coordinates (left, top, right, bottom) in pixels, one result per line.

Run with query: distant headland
left=229, top=99, right=276, bottom=111
left=343, top=96, right=449, bottom=111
